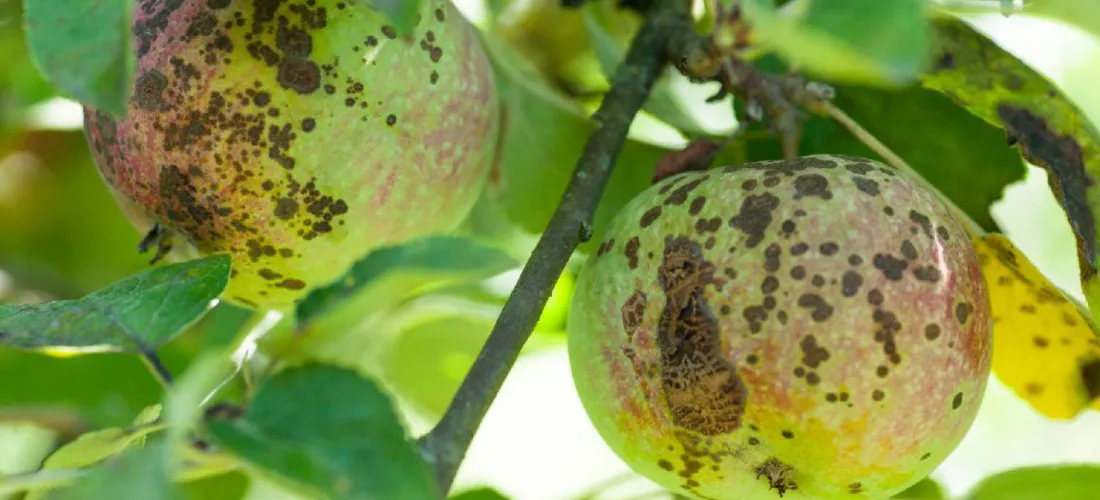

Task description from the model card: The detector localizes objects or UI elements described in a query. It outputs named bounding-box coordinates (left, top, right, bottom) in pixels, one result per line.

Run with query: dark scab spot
left=278, top=58, right=321, bottom=94
left=625, top=237, right=640, bottom=269
left=746, top=354, right=759, bottom=365
left=252, top=91, right=271, bottom=107
left=430, top=46, right=443, bottom=63
left=764, top=244, right=781, bottom=272
left=876, top=365, right=889, bottom=378
left=797, top=293, right=833, bottom=322
left=435, top=8, right=445, bottom=21
left=909, top=210, right=935, bottom=239
left=1020, top=304, right=1037, bottom=314
left=640, top=206, right=662, bottom=228
left=900, top=240, right=918, bottom=260
left=805, top=372, right=820, bottom=385
left=276, top=27, right=313, bottom=58
left=868, top=289, right=884, bottom=306
left=820, top=242, right=839, bottom=256
left=742, top=179, right=757, bottom=191
left=430, top=70, right=439, bottom=84
left=386, top=114, right=398, bottom=126
left=761, top=276, right=779, bottom=295
left=781, top=430, right=794, bottom=439
left=800, top=335, right=830, bottom=368
left=781, top=219, right=796, bottom=235
left=658, top=459, right=674, bottom=471
left=279, top=279, right=306, bottom=290
left=849, top=254, right=863, bottom=266
left=274, top=198, right=298, bottom=219
left=952, top=392, right=963, bottom=409
left=873, top=254, right=907, bottom=281
left=208, top=0, right=230, bottom=8
left=381, top=25, right=397, bottom=39
left=921, top=452, right=932, bottom=461
left=914, top=265, right=943, bottom=283
left=1034, top=336, right=1049, bottom=348
left=790, top=242, right=808, bottom=256
left=790, top=266, right=806, bottom=280
left=955, top=302, right=972, bottom=325
left=872, top=390, right=884, bottom=401
left=133, top=70, right=169, bottom=111
left=1081, top=360, right=1100, bottom=400
left=937, top=226, right=951, bottom=241
left=853, top=176, right=879, bottom=196
left=689, top=197, right=706, bottom=216
left=301, top=118, right=316, bottom=132
left=793, top=173, right=832, bottom=200
left=811, top=274, right=825, bottom=287
left=841, top=271, right=863, bottom=297
left=925, top=324, right=941, bottom=341
left=729, top=193, right=780, bottom=248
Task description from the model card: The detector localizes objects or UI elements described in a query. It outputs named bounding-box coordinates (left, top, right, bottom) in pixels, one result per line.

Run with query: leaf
left=740, top=0, right=931, bottom=86
left=450, top=487, right=511, bottom=500
left=975, top=233, right=1100, bottom=419
left=48, top=440, right=179, bottom=500
left=24, top=406, right=163, bottom=500
left=893, top=477, right=946, bottom=499
left=743, top=55, right=1025, bottom=231
left=580, top=6, right=712, bottom=135
left=963, top=464, right=1100, bottom=500
left=37, top=405, right=161, bottom=471
left=22, top=0, right=134, bottom=117
left=921, top=18, right=1100, bottom=321
left=356, top=0, right=422, bottom=37
left=478, top=29, right=671, bottom=253
left=379, top=299, right=499, bottom=418
left=205, top=364, right=437, bottom=500
left=0, top=255, right=231, bottom=354
left=295, top=236, right=517, bottom=326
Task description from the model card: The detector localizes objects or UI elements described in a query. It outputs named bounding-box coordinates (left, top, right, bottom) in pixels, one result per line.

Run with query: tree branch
left=416, top=0, right=693, bottom=494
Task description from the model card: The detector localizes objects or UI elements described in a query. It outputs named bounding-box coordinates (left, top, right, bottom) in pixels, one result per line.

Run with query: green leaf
left=450, top=487, right=511, bottom=500
left=741, top=0, right=931, bottom=86
left=205, top=364, right=437, bottom=500
left=22, top=0, right=134, bottom=117
left=48, top=441, right=179, bottom=500
left=379, top=298, right=499, bottom=419
left=478, top=29, right=671, bottom=253
left=920, top=18, right=1100, bottom=320
left=37, top=405, right=161, bottom=471
left=580, top=6, right=711, bottom=135
left=0, top=255, right=231, bottom=354
left=295, top=236, right=517, bottom=327
left=743, top=55, right=1025, bottom=231
left=357, top=0, right=422, bottom=37
left=893, top=477, right=946, bottom=499
left=964, top=465, right=1100, bottom=500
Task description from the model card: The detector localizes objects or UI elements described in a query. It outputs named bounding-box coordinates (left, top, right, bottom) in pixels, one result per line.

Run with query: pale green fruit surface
left=568, top=155, right=992, bottom=499
left=83, top=0, right=500, bottom=309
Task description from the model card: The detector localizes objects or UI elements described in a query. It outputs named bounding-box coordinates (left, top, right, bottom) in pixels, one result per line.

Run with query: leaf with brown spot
left=976, top=234, right=1100, bottom=419
left=922, top=18, right=1100, bottom=318
left=355, top=0, right=424, bottom=37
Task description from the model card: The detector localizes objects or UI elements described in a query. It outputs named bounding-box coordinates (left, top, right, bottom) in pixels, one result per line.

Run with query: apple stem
left=415, top=0, right=694, bottom=495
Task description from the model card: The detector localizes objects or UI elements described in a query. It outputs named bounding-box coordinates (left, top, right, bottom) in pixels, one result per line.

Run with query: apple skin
left=83, top=0, right=501, bottom=310
left=568, top=155, right=991, bottom=499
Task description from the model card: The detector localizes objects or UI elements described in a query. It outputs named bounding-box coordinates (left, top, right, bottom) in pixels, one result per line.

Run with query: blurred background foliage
left=2, top=0, right=1100, bottom=499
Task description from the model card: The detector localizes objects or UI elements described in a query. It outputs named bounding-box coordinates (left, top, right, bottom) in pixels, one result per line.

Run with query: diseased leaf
left=356, top=0, right=422, bottom=37
left=975, top=233, right=1100, bottom=419
left=478, top=29, right=671, bottom=253
left=921, top=18, right=1100, bottom=321
left=740, top=0, right=931, bottom=86
left=963, top=464, right=1100, bottom=500
left=23, top=0, right=134, bottom=117
left=295, top=236, right=517, bottom=327
left=206, top=364, right=437, bottom=500
left=0, top=255, right=231, bottom=354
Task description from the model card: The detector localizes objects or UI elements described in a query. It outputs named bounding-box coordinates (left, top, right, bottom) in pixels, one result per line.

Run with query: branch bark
left=416, top=0, right=694, bottom=494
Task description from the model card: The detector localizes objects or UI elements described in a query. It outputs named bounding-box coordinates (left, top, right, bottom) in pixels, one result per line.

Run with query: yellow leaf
left=976, top=233, right=1100, bottom=419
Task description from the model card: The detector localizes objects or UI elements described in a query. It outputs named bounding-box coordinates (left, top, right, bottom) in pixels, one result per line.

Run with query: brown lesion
left=655, top=236, right=747, bottom=437
left=754, top=457, right=799, bottom=497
